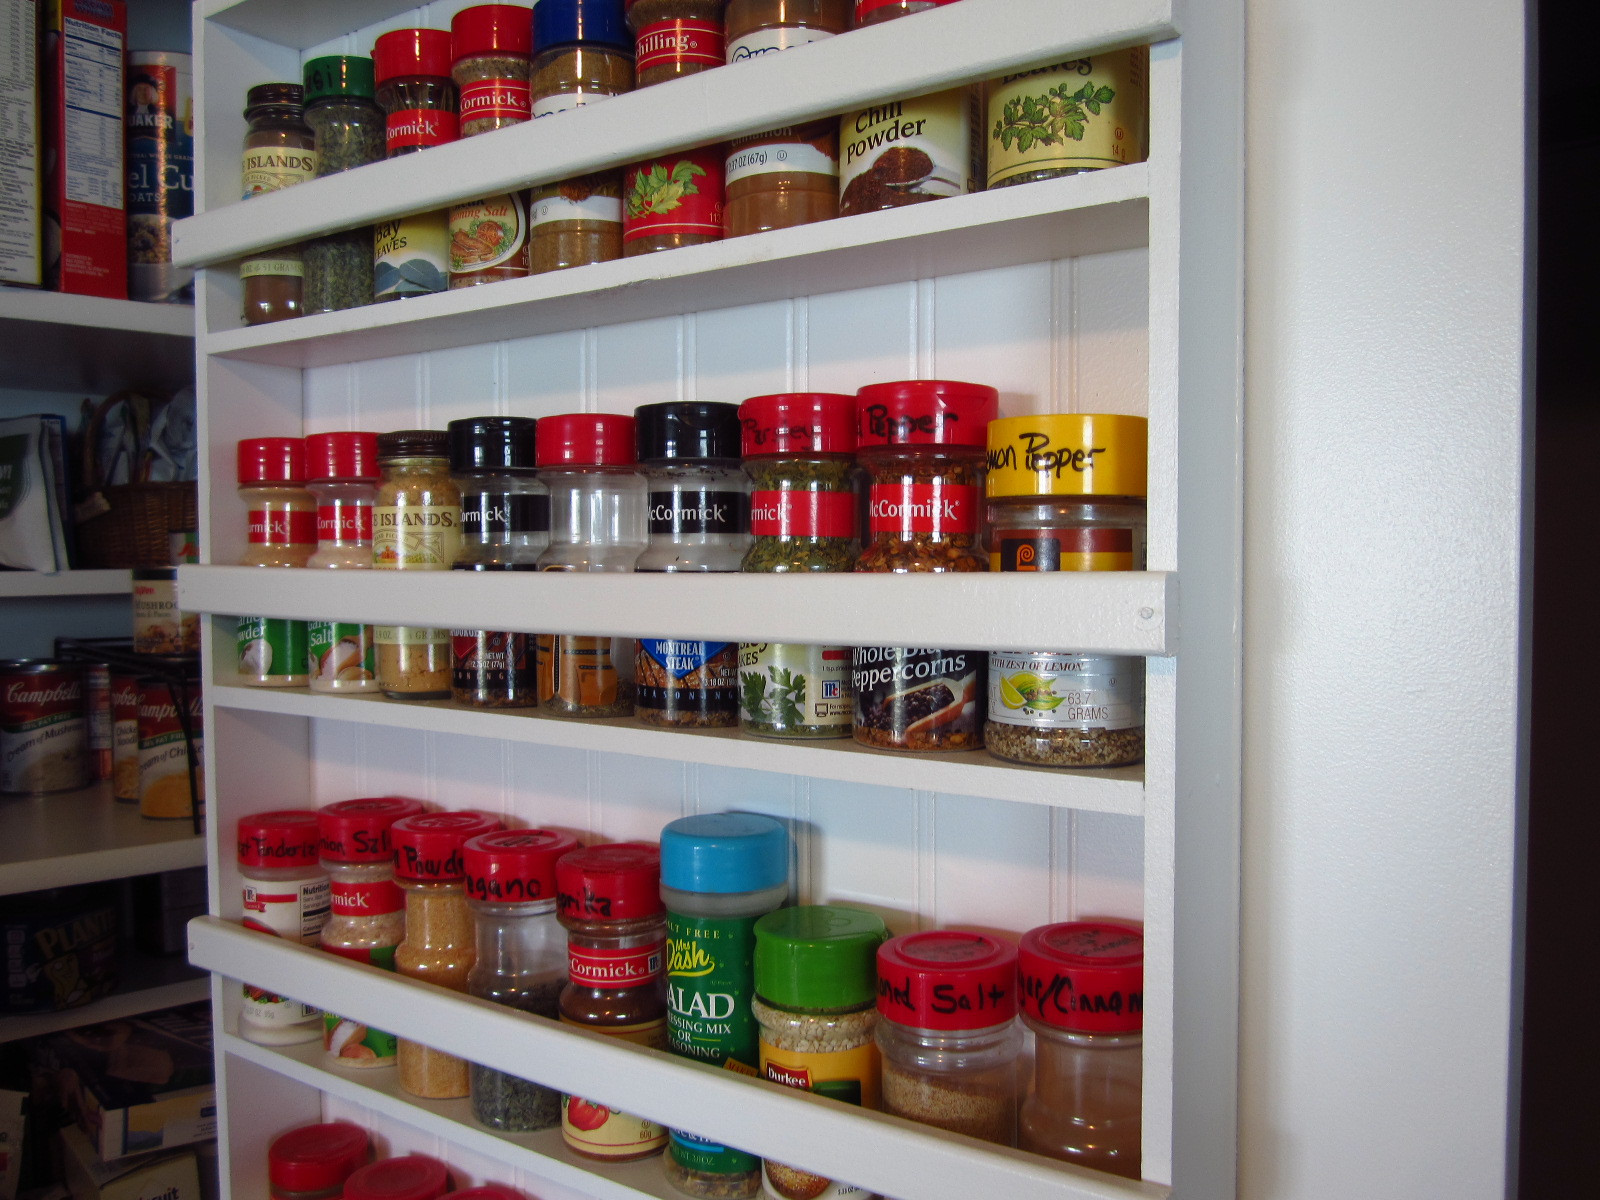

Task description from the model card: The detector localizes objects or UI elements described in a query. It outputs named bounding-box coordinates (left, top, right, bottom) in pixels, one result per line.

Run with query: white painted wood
left=0, top=291, right=193, bottom=392
left=0, top=569, right=131, bottom=597
left=0, top=782, right=204, bottom=896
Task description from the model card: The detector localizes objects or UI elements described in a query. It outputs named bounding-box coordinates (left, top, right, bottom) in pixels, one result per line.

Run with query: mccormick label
left=867, top=482, right=977, bottom=536
left=126, top=51, right=194, bottom=302
left=647, top=490, right=744, bottom=535
left=329, top=878, right=403, bottom=920
left=247, top=506, right=318, bottom=546
left=987, top=652, right=1143, bottom=731
left=986, top=50, right=1148, bottom=187
left=560, top=1013, right=669, bottom=1158
left=991, top=525, right=1137, bottom=573
left=460, top=78, right=530, bottom=125
left=739, top=643, right=853, bottom=731
left=318, top=499, right=373, bottom=544
left=635, top=19, right=724, bottom=74
left=748, top=489, right=854, bottom=539
left=461, top=490, right=549, bottom=538
left=449, top=193, right=528, bottom=277
left=624, top=149, right=724, bottom=244
left=531, top=173, right=623, bottom=228
left=241, top=873, right=331, bottom=943
left=726, top=25, right=833, bottom=63
left=839, top=89, right=973, bottom=214
left=726, top=123, right=838, bottom=185
left=0, top=667, right=87, bottom=795
left=568, top=940, right=664, bottom=988
left=385, top=107, right=458, bottom=152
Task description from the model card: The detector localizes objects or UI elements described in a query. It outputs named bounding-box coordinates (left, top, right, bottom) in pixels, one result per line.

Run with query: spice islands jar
left=985, top=48, right=1148, bottom=190
left=241, top=83, right=316, bottom=324
left=373, top=29, right=457, bottom=300
left=983, top=414, right=1147, bottom=769
left=374, top=430, right=461, bottom=701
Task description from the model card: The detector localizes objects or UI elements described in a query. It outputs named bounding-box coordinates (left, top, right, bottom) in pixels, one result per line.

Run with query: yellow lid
left=985, top=414, right=1148, bottom=498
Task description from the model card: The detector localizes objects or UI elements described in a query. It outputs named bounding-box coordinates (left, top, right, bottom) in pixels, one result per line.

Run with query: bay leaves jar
left=373, top=431, right=460, bottom=700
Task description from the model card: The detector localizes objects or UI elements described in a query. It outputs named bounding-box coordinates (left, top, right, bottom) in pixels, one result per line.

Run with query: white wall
left=1239, top=0, right=1525, bottom=1196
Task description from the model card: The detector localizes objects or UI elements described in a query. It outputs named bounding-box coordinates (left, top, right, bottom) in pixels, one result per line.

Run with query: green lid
left=304, top=55, right=376, bottom=104
left=753, top=905, right=887, bottom=1010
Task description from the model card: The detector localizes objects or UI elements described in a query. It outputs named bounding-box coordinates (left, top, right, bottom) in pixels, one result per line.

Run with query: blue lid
left=533, top=0, right=631, bottom=52
left=660, top=813, right=789, bottom=894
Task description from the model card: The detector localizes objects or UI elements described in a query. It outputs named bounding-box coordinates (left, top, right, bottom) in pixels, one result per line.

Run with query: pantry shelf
left=0, top=290, right=193, bottom=393
left=0, top=569, right=132, bottom=598
left=0, top=782, right=205, bottom=897
left=0, top=952, right=208, bottom=1043
left=190, top=918, right=1166, bottom=1200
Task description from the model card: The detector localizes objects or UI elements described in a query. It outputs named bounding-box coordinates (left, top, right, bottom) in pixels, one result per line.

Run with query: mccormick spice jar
left=0, top=661, right=88, bottom=795
left=1017, top=921, right=1144, bottom=1178
left=464, top=828, right=579, bottom=1132
left=983, top=414, right=1147, bottom=769
left=851, top=380, right=996, bottom=752
left=985, top=49, right=1148, bottom=190
left=342, top=1156, right=452, bottom=1200
left=267, top=1122, right=371, bottom=1200
left=557, top=842, right=669, bottom=1161
left=317, top=796, right=426, bottom=1068
left=737, top=393, right=857, bottom=739
left=875, top=929, right=1020, bottom=1146
left=305, top=432, right=381, bottom=694
left=624, top=147, right=725, bottom=256
left=303, top=57, right=385, bottom=314
left=725, top=0, right=847, bottom=59
left=237, top=810, right=329, bottom=1046
left=374, top=430, right=461, bottom=700
left=854, top=0, right=957, bottom=24
left=237, top=438, right=316, bottom=688
left=634, top=401, right=749, bottom=728
left=241, top=83, right=316, bottom=323
left=137, top=678, right=202, bottom=819
left=374, top=30, right=456, bottom=300
left=752, top=905, right=886, bottom=1200
left=628, top=0, right=724, bottom=86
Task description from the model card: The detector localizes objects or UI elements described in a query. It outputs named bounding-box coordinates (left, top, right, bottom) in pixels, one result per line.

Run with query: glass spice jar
left=373, top=30, right=456, bottom=300
left=623, top=146, right=725, bottom=256
left=1017, top=921, right=1144, bottom=1179
left=237, top=810, right=329, bottom=1045
left=392, top=810, right=504, bottom=1099
left=305, top=432, right=380, bottom=694
left=985, top=48, right=1148, bottom=190
left=267, top=1122, right=371, bottom=1200
left=725, top=0, right=848, bottom=59
left=463, top=828, right=580, bottom=1132
left=875, top=929, right=1020, bottom=1147
left=241, top=83, right=316, bottom=324
left=317, top=796, right=426, bottom=1069
left=628, top=0, right=725, bottom=87
left=302, top=57, right=384, bottom=314
left=374, top=430, right=460, bottom=701
left=237, top=437, right=315, bottom=688
left=737, top=393, right=858, bottom=739
left=751, top=904, right=887, bottom=1200
left=634, top=401, right=749, bottom=728
left=851, top=380, right=997, bottom=752
left=342, top=1156, right=452, bottom=1200
left=556, top=842, right=669, bottom=1161
left=983, top=414, right=1147, bottom=769
left=853, top=0, right=956, bottom=25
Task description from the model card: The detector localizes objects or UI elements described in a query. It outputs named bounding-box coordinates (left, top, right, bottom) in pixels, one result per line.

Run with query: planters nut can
left=126, top=50, right=194, bottom=303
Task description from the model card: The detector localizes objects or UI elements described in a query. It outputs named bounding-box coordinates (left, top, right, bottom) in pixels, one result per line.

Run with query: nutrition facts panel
left=63, top=15, right=123, bottom=208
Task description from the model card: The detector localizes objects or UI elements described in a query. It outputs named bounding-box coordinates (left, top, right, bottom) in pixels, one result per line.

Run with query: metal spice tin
left=0, top=660, right=89, bottom=795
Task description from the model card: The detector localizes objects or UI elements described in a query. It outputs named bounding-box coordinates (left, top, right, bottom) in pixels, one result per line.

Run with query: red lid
left=343, top=1155, right=451, bottom=1200
left=856, top=0, right=959, bottom=16
left=463, top=828, right=580, bottom=903
left=391, top=811, right=504, bottom=882
left=304, top=432, right=381, bottom=482
left=1018, top=921, right=1144, bottom=1034
left=238, top=437, right=306, bottom=485
left=876, top=930, right=1018, bottom=1030
left=373, top=28, right=453, bottom=82
left=556, top=842, right=662, bottom=920
left=534, top=413, right=637, bottom=467
left=739, top=393, right=857, bottom=457
left=319, top=797, right=428, bottom=862
left=452, top=5, right=533, bottom=56
left=267, top=1122, right=370, bottom=1192
left=237, top=810, right=321, bottom=869
left=855, top=380, right=999, bottom=448
left=445, top=1188, right=522, bottom=1200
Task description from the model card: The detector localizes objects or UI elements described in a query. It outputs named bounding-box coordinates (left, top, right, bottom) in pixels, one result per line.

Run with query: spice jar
left=623, top=147, right=725, bottom=256
left=853, top=0, right=956, bottom=25
left=556, top=842, right=669, bottom=1161
left=449, top=417, right=546, bottom=708
left=737, top=393, right=857, bottom=739
left=983, top=414, right=1147, bottom=769
left=531, top=0, right=633, bottom=116
left=634, top=402, right=748, bottom=728
left=268, top=1121, right=371, bottom=1200
left=342, top=1156, right=452, bottom=1200
left=534, top=414, right=647, bottom=717
left=392, top=810, right=504, bottom=1099
left=1017, top=921, right=1144, bottom=1179
left=725, top=0, right=847, bottom=59
left=851, top=380, right=997, bottom=752
left=660, top=812, right=789, bottom=1200
left=752, top=905, right=886, bottom=1200
left=241, top=83, right=316, bottom=324
left=725, top=123, right=838, bottom=238
left=302, top=57, right=384, bottom=314
left=628, top=0, right=724, bottom=86
left=238, top=810, right=329, bottom=1045
left=374, top=30, right=456, bottom=300
left=317, top=796, right=425, bottom=1068
left=305, top=432, right=380, bottom=693
left=985, top=49, right=1148, bottom=190
left=374, top=430, right=460, bottom=701
left=237, top=437, right=315, bottom=688
left=875, top=929, right=1020, bottom=1146
left=463, top=828, right=579, bottom=1131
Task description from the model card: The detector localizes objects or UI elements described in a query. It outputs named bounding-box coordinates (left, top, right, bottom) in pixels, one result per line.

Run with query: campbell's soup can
left=137, top=678, right=203, bottom=819
left=0, top=661, right=90, bottom=795
left=111, top=673, right=142, bottom=802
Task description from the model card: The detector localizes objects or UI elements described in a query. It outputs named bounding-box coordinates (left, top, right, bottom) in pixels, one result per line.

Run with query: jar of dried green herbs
left=737, top=393, right=857, bottom=739
left=302, top=56, right=384, bottom=314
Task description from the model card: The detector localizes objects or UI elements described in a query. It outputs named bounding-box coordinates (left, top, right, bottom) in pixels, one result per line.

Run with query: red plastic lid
left=739, top=393, right=857, bottom=457
left=876, top=930, right=1018, bottom=1030
left=463, top=828, right=580, bottom=903
left=534, top=413, right=637, bottom=467
left=452, top=5, right=533, bottom=56
left=556, top=842, right=662, bottom=920
left=238, top=438, right=306, bottom=485
left=856, top=0, right=959, bottom=16
left=1017, top=921, right=1144, bottom=1034
left=267, top=1121, right=369, bottom=1192
left=237, top=810, right=321, bottom=869
left=445, top=1188, right=522, bottom=1200
left=373, top=28, right=453, bottom=82
left=319, top=797, right=427, bottom=862
left=391, top=811, right=504, bottom=881
left=304, top=432, right=381, bottom=482
left=855, top=380, right=999, bottom=448
left=343, top=1155, right=451, bottom=1200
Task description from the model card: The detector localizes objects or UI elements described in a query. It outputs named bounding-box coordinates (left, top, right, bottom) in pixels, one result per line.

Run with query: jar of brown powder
left=627, top=0, right=725, bottom=87
left=373, top=431, right=460, bottom=700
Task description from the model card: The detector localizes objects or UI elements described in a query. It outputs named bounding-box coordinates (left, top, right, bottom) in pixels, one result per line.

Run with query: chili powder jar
left=851, top=380, right=996, bottom=752
left=373, top=30, right=456, bottom=299
left=627, top=0, right=724, bottom=87
left=557, top=842, right=669, bottom=1161
left=983, top=414, right=1147, bottom=769
left=241, top=83, right=316, bottom=324
left=237, top=810, right=328, bottom=1045
left=267, top=1121, right=371, bottom=1200
left=237, top=437, right=315, bottom=688
left=374, top=430, right=460, bottom=700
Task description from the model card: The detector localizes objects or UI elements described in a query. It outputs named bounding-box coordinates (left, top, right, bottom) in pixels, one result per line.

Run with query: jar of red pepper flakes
left=627, top=0, right=724, bottom=87
left=623, top=146, right=725, bottom=256
left=851, top=379, right=998, bottom=752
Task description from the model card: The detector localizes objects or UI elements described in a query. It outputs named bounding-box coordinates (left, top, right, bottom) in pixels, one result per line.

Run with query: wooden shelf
left=0, top=951, right=208, bottom=1042
left=0, top=291, right=193, bottom=393
left=0, top=782, right=204, bottom=897
left=0, top=569, right=131, bottom=598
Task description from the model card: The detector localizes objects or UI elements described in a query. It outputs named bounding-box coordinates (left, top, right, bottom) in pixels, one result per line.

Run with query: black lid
left=447, top=416, right=538, bottom=472
left=244, top=82, right=305, bottom=117
left=635, top=402, right=742, bottom=463
left=376, top=429, right=449, bottom=460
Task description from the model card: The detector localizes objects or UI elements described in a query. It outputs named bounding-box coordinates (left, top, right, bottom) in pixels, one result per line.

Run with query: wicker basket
left=73, top=392, right=198, bottom=569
